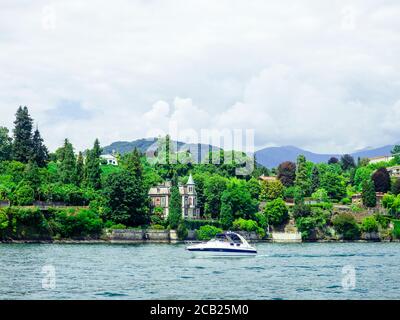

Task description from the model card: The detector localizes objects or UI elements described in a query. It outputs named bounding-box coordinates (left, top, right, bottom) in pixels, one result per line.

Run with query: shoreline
left=1, top=239, right=399, bottom=244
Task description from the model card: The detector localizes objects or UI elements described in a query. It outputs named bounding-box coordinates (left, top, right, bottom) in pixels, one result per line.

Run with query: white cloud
left=0, top=0, right=400, bottom=153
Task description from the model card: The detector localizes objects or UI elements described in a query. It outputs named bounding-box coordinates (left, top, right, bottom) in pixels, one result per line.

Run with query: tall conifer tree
left=13, top=106, right=33, bottom=163
left=31, top=128, right=49, bottom=167
left=58, top=139, right=77, bottom=184
left=84, top=139, right=102, bottom=190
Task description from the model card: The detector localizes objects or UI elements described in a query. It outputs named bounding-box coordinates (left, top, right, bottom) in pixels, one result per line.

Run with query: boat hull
left=187, top=247, right=257, bottom=257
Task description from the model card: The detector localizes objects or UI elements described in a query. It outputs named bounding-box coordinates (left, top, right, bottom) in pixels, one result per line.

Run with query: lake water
left=0, top=242, right=399, bottom=300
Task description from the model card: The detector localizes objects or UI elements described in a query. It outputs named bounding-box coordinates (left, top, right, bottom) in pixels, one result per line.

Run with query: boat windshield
left=214, top=233, right=243, bottom=244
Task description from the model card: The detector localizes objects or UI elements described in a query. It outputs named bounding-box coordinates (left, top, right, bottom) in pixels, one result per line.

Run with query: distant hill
left=103, top=138, right=220, bottom=163
left=255, top=146, right=340, bottom=168
left=103, top=138, right=397, bottom=169
left=255, top=144, right=396, bottom=168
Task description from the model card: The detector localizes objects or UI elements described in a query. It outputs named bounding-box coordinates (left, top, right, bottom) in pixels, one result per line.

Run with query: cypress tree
left=12, top=106, right=33, bottom=163
left=362, top=179, right=376, bottom=208
left=168, top=174, right=182, bottom=229
left=125, top=148, right=142, bottom=176
left=294, top=155, right=310, bottom=202
left=31, top=128, right=49, bottom=167
left=58, top=139, right=77, bottom=184
left=311, top=165, right=320, bottom=193
left=0, top=127, right=12, bottom=161
left=220, top=193, right=233, bottom=230
left=25, top=161, right=41, bottom=192
left=84, top=139, right=102, bottom=190
left=76, top=152, right=84, bottom=186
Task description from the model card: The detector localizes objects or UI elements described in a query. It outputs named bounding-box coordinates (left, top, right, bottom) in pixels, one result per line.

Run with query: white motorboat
left=186, top=231, right=257, bottom=257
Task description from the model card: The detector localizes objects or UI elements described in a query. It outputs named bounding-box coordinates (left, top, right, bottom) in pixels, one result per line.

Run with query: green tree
left=260, top=180, right=284, bottom=201
left=361, top=216, right=379, bottom=233
left=84, top=139, right=102, bottom=190
left=294, top=155, right=310, bottom=202
left=362, top=179, right=376, bottom=208
left=353, top=166, right=373, bottom=191
left=263, top=198, right=289, bottom=227
left=103, top=170, right=149, bottom=226
left=193, top=173, right=206, bottom=215
left=332, top=213, right=360, bottom=240
left=76, top=152, right=85, bottom=186
left=310, top=165, right=320, bottom=193
left=219, top=200, right=233, bottom=229
left=0, top=127, right=12, bottom=161
left=391, top=145, right=400, bottom=165
left=58, top=139, right=77, bottom=185
left=220, top=179, right=258, bottom=221
left=24, top=161, right=41, bottom=193
left=311, top=188, right=329, bottom=202
left=31, top=128, right=49, bottom=167
left=204, top=175, right=227, bottom=218
left=319, top=171, right=346, bottom=200
left=168, top=184, right=182, bottom=229
left=12, top=106, right=33, bottom=163
left=247, top=177, right=262, bottom=200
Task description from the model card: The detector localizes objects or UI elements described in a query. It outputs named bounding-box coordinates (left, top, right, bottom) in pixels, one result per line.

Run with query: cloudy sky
left=1, top=0, right=400, bottom=153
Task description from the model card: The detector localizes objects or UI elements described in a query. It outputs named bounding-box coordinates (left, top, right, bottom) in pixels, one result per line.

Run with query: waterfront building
left=100, top=154, right=118, bottom=166
left=148, top=174, right=200, bottom=219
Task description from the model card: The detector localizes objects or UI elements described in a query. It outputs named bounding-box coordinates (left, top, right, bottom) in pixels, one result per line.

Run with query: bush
left=50, top=208, right=103, bottom=238
left=196, top=225, right=223, bottom=241
left=183, top=219, right=220, bottom=230
left=150, top=215, right=165, bottom=226
left=361, top=216, right=379, bottom=233
left=109, top=223, right=126, bottom=230
left=392, top=220, right=400, bottom=239
left=295, top=209, right=329, bottom=240
left=332, top=213, right=360, bottom=240
left=283, top=186, right=296, bottom=200
left=375, top=214, right=390, bottom=229
left=151, top=224, right=165, bottom=230
left=311, top=188, right=329, bottom=202
left=341, top=197, right=351, bottom=205
left=292, top=203, right=312, bottom=219
left=232, top=218, right=265, bottom=238
left=254, top=212, right=267, bottom=229
left=264, top=198, right=289, bottom=226
left=14, top=184, right=34, bottom=206
left=232, top=218, right=258, bottom=232
left=177, top=223, right=188, bottom=240
left=0, top=207, right=50, bottom=239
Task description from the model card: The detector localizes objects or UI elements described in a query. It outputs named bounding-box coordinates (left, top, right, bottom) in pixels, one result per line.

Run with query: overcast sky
left=1, top=0, right=400, bottom=153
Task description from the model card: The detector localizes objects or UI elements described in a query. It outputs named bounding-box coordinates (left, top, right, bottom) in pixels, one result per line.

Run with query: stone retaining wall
left=272, top=232, right=302, bottom=243
left=110, top=229, right=171, bottom=242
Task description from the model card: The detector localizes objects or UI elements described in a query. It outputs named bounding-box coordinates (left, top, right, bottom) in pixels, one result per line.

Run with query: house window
left=161, top=197, right=166, bottom=207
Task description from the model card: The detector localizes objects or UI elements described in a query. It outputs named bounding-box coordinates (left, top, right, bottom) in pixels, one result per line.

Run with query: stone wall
left=110, top=229, right=171, bottom=242
left=272, top=232, right=302, bottom=243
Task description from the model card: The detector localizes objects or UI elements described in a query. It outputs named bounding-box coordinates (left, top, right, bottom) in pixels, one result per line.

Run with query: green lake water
left=0, top=242, right=399, bottom=300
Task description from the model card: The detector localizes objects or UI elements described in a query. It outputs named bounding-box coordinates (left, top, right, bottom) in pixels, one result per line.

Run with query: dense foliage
left=1, top=106, right=400, bottom=241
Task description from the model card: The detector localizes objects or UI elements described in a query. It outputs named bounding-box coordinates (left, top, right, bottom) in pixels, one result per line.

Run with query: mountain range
left=102, top=138, right=396, bottom=168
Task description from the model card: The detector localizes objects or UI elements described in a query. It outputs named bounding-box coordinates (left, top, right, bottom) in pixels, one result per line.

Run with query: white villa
left=387, top=165, right=400, bottom=178
left=100, top=154, right=118, bottom=166
left=368, top=155, right=394, bottom=164
left=148, top=174, right=200, bottom=220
